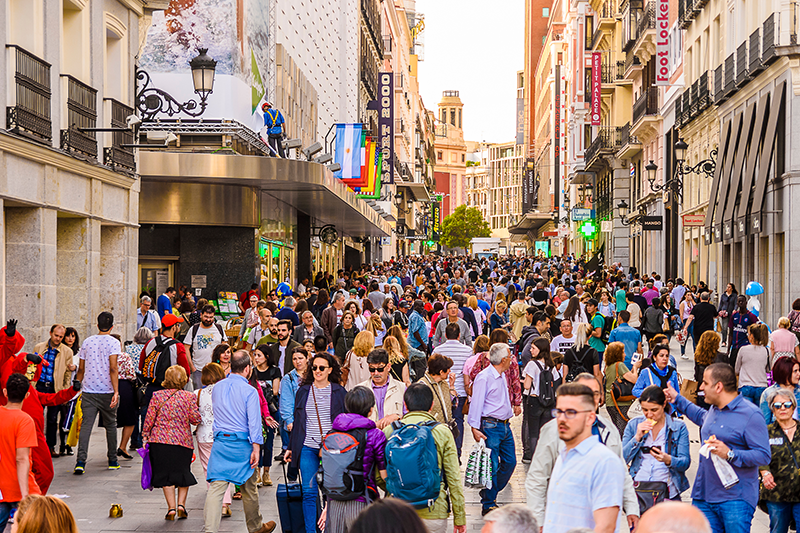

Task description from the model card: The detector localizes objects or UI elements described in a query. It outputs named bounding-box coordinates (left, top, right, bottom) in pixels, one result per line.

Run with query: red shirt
left=240, top=290, right=259, bottom=311
left=0, top=407, right=40, bottom=502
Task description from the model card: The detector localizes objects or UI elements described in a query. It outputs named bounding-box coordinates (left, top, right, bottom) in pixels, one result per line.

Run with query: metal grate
left=762, top=13, right=778, bottom=65
left=714, top=64, right=725, bottom=103
left=749, top=29, right=763, bottom=74
left=6, top=45, right=52, bottom=143
left=60, top=75, right=97, bottom=159
left=632, top=86, right=659, bottom=125
left=736, top=42, right=749, bottom=86
left=724, top=53, right=736, bottom=95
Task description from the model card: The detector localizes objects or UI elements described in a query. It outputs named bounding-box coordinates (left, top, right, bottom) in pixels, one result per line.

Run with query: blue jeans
left=681, top=323, right=694, bottom=355
left=259, top=427, right=275, bottom=467
left=693, top=499, right=755, bottom=533
left=739, top=386, right=766, bottom=406
left=766, top=501, right=800, bottom=533
left=0, top=501, right=17, bottom=531
left=453, top=396, right=467, bottom=458
left=299, top=445, right=321, bottom=533
left=480, top=419, right=517, bottom=512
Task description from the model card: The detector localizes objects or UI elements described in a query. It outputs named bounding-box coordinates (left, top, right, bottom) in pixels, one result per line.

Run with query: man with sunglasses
left=541, top=383, right=626, bottom=533
left=526, top=373, right=639, bottom=531
left=358, top=349, right=407, bottom=430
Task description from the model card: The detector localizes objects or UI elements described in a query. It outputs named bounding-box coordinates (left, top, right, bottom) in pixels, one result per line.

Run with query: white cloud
left=415, top=0, right=524, bottom=144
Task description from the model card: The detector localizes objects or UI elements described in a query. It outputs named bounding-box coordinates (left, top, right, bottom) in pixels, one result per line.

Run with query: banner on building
left=378, top=72, right=394, bottom=184
left=554, top=64, right=561, bottom=209
left=333, top=124, right=363, bottom=180
left=591, top=52, right=602, bottom=125
left=655, top=0, right=670, bottom=85
left=516, top=98, right=525, bottom=145
left=522, top=159, right=536, bottom=213
left=431, top=202, right=441, bottom=239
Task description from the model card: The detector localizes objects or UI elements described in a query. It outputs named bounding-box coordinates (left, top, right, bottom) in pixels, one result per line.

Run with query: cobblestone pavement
left=32, top=338, right=768, bottom=532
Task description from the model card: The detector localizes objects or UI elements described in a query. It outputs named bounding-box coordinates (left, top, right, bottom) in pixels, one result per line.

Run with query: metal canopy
left=508, top=212, right=552, bottom=235
left=397, top=180, right=432, bottom=202
left=139, top=151, right=391, bottom=237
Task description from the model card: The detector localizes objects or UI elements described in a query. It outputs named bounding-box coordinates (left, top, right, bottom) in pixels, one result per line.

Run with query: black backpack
left=533, top=359, right=556, bottom=408
left=565, top=345, right=596, bottom=382
left=593, top=313, right=616, bottom=343
left=140, top=337, right=178, bottom=383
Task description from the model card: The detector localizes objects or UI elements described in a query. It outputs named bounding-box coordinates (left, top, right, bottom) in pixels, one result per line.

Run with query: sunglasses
left=368, top=365, right=387, bottom=373
left=773, top=401, right=795, bottom=410
left=312, top=365, right=329, bottom=372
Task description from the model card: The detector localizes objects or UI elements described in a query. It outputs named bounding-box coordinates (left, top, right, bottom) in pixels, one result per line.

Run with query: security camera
left=283, top=138, right=303, bottom=150
left=327, top=163, right=342, bottom=172
left=314, top=153, right=333, bottom=164
left=126, top=114, right=142, bottom=128
left=165, top=133, right=178, bottom=145
left=302, top=142, right=323, bottom=160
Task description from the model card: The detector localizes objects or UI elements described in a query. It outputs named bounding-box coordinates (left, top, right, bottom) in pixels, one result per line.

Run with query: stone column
left=5, top=207, right=57, bottom=350
left=611, top=162, right=631, bottom=266
left=56, top=217, right=91, bottom=338
left=99, top=225, right=128, bottom=336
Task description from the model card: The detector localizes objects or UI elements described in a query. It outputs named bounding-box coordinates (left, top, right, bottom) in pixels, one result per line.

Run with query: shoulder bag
left=426, top=375, right=459, bottom=440
left=611, top=362, right=636, bottom=401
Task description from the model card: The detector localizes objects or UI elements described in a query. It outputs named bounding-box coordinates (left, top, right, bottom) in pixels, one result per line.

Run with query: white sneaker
left=681, top=354, right=689, bottom=360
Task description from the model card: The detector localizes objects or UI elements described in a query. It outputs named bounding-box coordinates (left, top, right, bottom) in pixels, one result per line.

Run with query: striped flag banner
left=343, top=132, right=368, bottom=189
left=358, top=142, right=383, bottom=199
left=333, top=123, right=363, bottom=180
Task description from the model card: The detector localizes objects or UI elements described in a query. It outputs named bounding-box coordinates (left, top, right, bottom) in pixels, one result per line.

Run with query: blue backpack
left=385, top=420, right=442, bottom=509
left=318, top=428, right=368, bottom=501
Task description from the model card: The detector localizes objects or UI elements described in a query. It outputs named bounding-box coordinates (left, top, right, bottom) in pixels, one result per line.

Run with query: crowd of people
left=2, top=253, right=800, bottom=533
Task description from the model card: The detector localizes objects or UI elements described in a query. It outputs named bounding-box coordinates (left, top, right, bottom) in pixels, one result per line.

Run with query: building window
left=450, top=109, right=456, bottom=126
left=458, top=109, right=462, bottom=129
left=461, top=154, right=465, bottom=163
left=543, top=7, right=550, bottom=17
left=437, top=151, right=443, bottom=161
left=104, top=13, right=128, bottom=102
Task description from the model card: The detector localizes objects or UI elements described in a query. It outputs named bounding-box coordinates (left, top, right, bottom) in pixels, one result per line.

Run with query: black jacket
left=289, top=383, right=346, bottom=467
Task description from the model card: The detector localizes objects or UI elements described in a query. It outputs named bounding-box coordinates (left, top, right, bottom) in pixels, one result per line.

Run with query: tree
left=440, top=205, right=491, bottom=250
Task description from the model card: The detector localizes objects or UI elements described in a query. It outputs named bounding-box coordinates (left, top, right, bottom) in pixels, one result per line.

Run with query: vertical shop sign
left=378, top=72, right=394, bottom=183
left=591, top=52, right=602, bottom=125
left=655, top=0, right=670, bottom=85
left=431, top=201, right=441, bottom=239
left=554, top=65, right=561, bottom=209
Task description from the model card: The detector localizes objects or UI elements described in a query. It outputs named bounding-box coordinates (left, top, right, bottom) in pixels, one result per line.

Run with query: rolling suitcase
left=277, top=464, right=310, bottom=533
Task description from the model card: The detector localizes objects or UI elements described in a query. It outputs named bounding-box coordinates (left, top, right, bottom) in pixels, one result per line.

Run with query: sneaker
left=262, top=471, right=272, bottom=486
left=680, top=354, right=689, bottom=360
left=108, top=461, right=121, bottom=470
left=482, top=506, right=500, bottom=517
left=521, top=457, right=532, bottom=464
left=73, top=462, right=85, bottom=475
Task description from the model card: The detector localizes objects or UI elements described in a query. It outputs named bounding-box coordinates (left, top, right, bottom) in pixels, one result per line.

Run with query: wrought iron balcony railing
left=60, top=75, right=97, bottom=159
left=6, top=45, right=52, bottom=144
left=103, top=98, right=135, bottom=171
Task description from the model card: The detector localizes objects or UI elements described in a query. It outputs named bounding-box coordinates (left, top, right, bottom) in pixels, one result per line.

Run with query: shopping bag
left=138, top=444, right=154, bottom=491
left=66, top=396, right=82, bottom=448
left=680, top=379, right=698, bottom=403
left=675, top=330, right=688, bottom=346
left=464, top=440, right=493, bottom=490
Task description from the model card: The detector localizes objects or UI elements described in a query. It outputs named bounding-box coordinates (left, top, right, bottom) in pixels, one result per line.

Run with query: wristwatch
left=726, top=450, right=735, bottom=462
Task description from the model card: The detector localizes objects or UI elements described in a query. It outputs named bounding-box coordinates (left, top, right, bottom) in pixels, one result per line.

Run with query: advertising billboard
left=378, top=72, right=394, bottom=184
left=655, top=0, right=670, bottom=85
left=140, top=0, right=270, bottom=133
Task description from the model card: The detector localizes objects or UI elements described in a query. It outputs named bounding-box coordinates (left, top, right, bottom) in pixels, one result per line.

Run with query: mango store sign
left=655, top=0, right=670, bottom=85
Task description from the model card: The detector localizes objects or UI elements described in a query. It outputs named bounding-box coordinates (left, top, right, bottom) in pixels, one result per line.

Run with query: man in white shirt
left=183, top=304, right=227, bottom=389
left=549, top=320, right=576, bottom=356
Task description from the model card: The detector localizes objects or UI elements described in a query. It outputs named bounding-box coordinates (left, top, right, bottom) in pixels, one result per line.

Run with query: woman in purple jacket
left=325, top=386, right=387, bottom=533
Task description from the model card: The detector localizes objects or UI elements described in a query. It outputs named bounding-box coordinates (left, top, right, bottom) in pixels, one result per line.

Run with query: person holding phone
left=622, top=386, right=691, bottom=513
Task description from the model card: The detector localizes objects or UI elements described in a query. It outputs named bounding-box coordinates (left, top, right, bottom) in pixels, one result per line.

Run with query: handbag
left=611, top=363, right=636, bottom=401
left=634, top=480, right=668, bottom=514
left=427, top=375, right=460, bottom=440
left=340, top=350, right=353, bottom=386
left=138, top=444, right=154, bottom=491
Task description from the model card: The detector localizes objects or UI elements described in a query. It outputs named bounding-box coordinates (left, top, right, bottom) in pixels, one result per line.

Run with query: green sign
left=579, top=220, right=598, bottom=239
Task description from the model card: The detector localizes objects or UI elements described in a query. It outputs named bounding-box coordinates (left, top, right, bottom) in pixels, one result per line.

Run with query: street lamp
left=394, top=192, right=413, bottom=214
left=645, top=138, right=716, bottom=201
left=617, top=199, right=644, bottom=226
left=136, top=48, right=217, bottom=121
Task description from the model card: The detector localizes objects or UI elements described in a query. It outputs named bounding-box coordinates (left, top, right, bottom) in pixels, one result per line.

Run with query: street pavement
left=32, top=337, right=769, bottom=533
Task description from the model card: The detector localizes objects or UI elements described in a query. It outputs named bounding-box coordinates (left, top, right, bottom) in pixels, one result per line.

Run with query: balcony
left=748, top=29, right=764, bottom=76
left=6, top=45, right=52, bottom=144
left=723, top=54, right=737, bottom=97
left=624, top=49, right=642, bottom=78
left=631, top=2, right=656, bottom=62
left=360, top=0, right=383, bottom=60
left=736, top=42, right=749, bottom=86
left=762, top=14, right=779, bottom=66
left=681, top=88, right=691, bottom=126
left=632, top=86, right=659, bottom=126
left=601, top=60, right=626, bottom=85
left=714, top=64, right=726, bottom=104
left=103, top=98, right=135, bottom=172
left=585, top=126, right=620, bottom=171
left=59, top=75, right=97, bottom=160
left=679, top=0, right=710, bottom=28
left=616, top=121, right=642, bottom=158
left=680, top=71, right=712, bottom=129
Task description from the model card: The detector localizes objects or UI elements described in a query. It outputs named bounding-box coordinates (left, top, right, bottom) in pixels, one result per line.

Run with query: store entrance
left=139, top=261, right=175, bottom=300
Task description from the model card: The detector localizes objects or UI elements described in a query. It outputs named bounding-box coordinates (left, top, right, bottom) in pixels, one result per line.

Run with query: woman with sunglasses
left=285, top=352, right=346, bottom=533
left=760, top=389, right=800, bottom=533
left=622, top=386, right=691, bottom=511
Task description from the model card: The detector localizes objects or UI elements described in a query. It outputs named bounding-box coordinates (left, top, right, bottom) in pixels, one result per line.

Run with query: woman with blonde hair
left=468, top=295, right=486, bottom=336
left=771, top=316, right=800, bottom=360
left=563, top=322, right=601, bottom=382
left=489, top=299, right=511, bottom=333
left=142, top=365, right=202, bottom=520
left=343, top=330, right=375, bottom=390
left=383, top=335, right=411, bottom=385
left=386, top=324, right=426, bottom=381
left=365, top=312, right=386, bottom=346
left=11, top=495, right=77, bottom=533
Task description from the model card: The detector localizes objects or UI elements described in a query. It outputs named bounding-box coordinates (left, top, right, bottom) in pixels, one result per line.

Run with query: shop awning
left=396, top=180, right=432, bottom=202
left=139, top=151, right=391, bottom=237
left=508, top=212, right=553, bottom=235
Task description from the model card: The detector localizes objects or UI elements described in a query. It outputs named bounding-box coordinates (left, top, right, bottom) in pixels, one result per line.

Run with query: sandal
left=165, top=509, right=176, bottom=521
left=232, top=491, right=242, bottom=500
left=222, top=505, right=232, bottom=518
left=176, top=505, right=188, bottom=519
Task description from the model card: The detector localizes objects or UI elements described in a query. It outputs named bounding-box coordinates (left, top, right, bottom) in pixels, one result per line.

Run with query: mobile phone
left=631, top=352, right=643, bottom=365
left=642, top=445, right=661, bottom=453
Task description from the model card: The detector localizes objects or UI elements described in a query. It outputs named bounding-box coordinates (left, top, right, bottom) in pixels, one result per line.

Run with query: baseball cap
left=349, top=288, right=357, bottom=294
left=398, top=300, right=410, bottom=308
left=161, top=314, right=184, bottom=328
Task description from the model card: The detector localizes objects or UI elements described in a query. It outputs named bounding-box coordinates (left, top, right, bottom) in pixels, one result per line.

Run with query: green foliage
left=440, top=205, right=491, bottom=250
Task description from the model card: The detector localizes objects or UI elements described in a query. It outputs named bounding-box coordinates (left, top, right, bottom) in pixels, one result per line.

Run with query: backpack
left=593, top=312, right=616, bottom=343
left=385, top=420, right=442, bottom=509
left=187, top=322, right=225, bottom=354
left=532, top=359, right=556, bottom=408
left=140, top=337, right=178, bottom=383
left=564, top=345, right=596, bottom=382
left=318, top=427, right=369, bottom=501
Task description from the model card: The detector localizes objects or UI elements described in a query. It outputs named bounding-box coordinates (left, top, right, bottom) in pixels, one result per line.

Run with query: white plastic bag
left=464, top=440, right=493, bottom=490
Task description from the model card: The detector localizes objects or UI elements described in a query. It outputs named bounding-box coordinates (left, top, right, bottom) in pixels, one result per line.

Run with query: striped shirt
left=432, top=340, right=473, bottom=397
left=304, top=384, right=333, bottom=448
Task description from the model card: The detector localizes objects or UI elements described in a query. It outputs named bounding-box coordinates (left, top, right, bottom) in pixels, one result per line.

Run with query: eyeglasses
left=773, top=401, right=795, bottom=410
left=551, top=408, right=593, bottom=419
left=368, top=365, right=387, bottom=373
left=312, top=365, right=329, bottom=372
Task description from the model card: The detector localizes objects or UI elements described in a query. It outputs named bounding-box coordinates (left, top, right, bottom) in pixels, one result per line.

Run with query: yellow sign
left=410, top=17, right=425, bottom=40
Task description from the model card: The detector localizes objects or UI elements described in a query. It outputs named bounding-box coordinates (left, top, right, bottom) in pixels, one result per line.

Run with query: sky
left=415, top=0, right=525, bottom=144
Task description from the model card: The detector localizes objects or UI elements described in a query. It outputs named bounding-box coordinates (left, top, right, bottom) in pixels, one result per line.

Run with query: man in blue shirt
left=407, top=300, right=428, bottom=351
left=607, top=310, right=643, bottom=366
left=204, top=351, right=277, bottom=533
left=156, top=287, right=176, bottom=319
left=665, top=363, right=770, bottom=533
left=262, top=102, right=285, bottom=158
